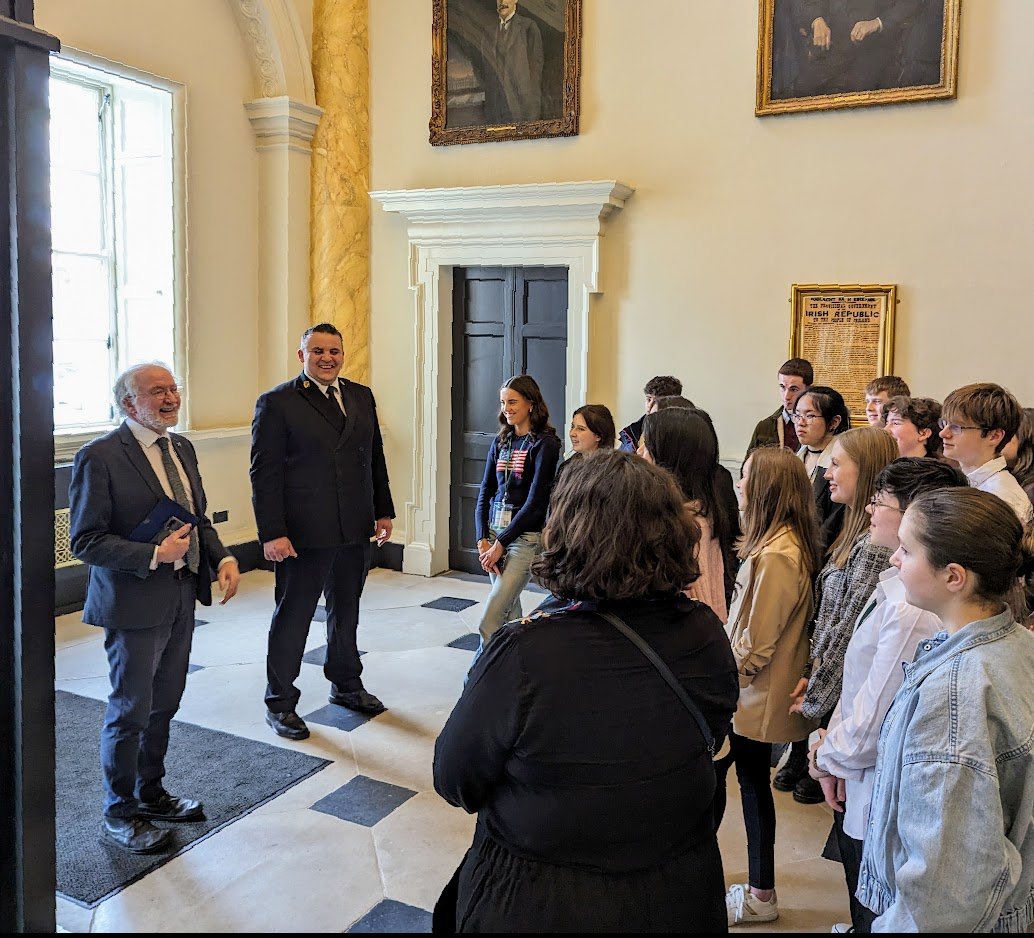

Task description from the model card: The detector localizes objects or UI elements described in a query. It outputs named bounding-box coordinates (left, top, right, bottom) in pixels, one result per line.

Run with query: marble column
left=310, top=0, right=370, bottom=383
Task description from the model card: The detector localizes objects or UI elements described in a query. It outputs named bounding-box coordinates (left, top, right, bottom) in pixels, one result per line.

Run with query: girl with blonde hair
left=791, top=427, right=899, bottom=725
left=717, top=447, right=822, bottom=926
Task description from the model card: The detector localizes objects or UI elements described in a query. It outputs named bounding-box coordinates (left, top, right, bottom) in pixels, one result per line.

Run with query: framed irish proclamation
left=789, top=283, right=898, bottom=426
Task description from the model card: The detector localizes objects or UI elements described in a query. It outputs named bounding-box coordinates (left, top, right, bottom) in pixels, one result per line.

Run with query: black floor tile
left=303, top=703, right=374, bottom=733
left=348, top=899, right=431, bottom=933
left=421, top=596, right=478, bottom=613
left=302, top=644, right=366, bottom=666
left=310, top=774, right=416, bottom=828
left=446, top=632, right=481, bottom=652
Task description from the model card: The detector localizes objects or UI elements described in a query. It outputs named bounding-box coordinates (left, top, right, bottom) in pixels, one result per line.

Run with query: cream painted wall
left=37, top=0, right=262, bottom=543
left=369, top=0, right=1034, bottom=536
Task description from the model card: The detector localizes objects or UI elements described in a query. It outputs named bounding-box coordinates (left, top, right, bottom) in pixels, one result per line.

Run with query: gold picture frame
left=430, top=0, right=582, bottom=146
left=756, top=0, right=960, bottom=116
left=789, top=283, right=898, bottom=426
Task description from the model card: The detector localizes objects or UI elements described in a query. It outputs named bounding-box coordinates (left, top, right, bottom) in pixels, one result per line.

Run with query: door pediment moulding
left=370, top=180, right=634, bottom=577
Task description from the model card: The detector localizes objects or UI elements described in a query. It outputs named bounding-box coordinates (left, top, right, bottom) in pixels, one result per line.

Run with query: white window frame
left=51, top=49, right=187, bottom=463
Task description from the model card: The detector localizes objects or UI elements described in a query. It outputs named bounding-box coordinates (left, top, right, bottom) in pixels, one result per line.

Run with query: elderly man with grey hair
left=69, top=361, right=239, bottom=854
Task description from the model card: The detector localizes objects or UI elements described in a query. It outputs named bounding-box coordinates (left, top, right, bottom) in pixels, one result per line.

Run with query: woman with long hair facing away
left=433, top=451, right=739, bottom=933
left=639, top=408, right=737, bottom=621
left=857, top=488, right=1034, bottom=932
left=474, top=375, right=561, bottom=646
left=790, top=427, right=899, bottom=726
left=716, top=447, right=822, bottom=926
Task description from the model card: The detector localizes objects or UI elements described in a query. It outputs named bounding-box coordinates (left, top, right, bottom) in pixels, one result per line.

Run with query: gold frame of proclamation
left=789, top=283, right=898, bottom=427
left=756, top=0, right=960, bottom=116
left=430, top=0, right=582, bottom=146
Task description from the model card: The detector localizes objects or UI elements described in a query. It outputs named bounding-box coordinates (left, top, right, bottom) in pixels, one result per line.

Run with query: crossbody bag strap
left=596, top=610, right=716, bottom=755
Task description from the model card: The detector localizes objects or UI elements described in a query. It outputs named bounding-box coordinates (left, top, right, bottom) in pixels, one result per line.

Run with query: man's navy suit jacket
left=69, top=421, right=230, bottom=630
left=250, top=374, right=394, bottom=550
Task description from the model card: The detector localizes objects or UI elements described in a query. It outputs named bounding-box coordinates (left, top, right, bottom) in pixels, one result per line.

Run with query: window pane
left=49, top=79, right=102, bottom=174
left=52, top=253, right=111, bottom=341
left=54, top=339, right=113, bottom=428
left=119, top=159, right=171, bottom=285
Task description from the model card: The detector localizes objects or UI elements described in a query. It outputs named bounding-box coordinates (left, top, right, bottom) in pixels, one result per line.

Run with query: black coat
left=433, top=595, right=739, bottom=932
left=250, top=374, right=394, bottom=549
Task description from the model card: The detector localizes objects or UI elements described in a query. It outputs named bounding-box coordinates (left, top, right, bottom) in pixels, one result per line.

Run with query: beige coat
left=726, top=526, right=818, bottom=744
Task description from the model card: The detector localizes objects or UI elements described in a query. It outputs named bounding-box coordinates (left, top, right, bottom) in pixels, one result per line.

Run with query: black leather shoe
left=137, top=793, right=205, bottom=822
left=773, top=749, right=808, bottom=792
left=793, top=774, right=826, bottom=805
left=100, top=816, right=172, bottom=854
left=328, top=688, right=386, bottom=715
left=266, top=709, right=310, bottom=740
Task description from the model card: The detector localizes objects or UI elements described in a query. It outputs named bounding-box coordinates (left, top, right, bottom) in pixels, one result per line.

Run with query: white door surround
left=369, top=181, right=634, bottom=577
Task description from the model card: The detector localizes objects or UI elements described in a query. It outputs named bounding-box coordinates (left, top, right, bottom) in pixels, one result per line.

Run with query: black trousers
left=265, top=542, right=371, bottom=713
left=823, top=807, right=876, bottom=933
left=713, top=732, right=776, bottom=891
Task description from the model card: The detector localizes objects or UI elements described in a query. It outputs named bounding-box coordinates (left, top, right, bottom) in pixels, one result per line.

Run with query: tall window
left=49, top=58, right=176, bottom=433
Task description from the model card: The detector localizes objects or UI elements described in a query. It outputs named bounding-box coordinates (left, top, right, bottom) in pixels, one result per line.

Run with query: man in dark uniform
left=251, top=323, right=395, bottom=741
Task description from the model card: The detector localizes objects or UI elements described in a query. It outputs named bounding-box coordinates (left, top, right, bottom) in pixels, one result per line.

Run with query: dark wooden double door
left=449, top=266, right=568, bottom=575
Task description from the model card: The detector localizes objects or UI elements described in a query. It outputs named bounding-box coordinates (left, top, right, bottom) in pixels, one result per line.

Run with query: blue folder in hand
left=129, top=497, right=199, bottom=546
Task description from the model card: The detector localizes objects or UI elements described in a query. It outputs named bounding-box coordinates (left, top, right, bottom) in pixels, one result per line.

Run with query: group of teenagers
left=430, top=362, right=1034, bottom=933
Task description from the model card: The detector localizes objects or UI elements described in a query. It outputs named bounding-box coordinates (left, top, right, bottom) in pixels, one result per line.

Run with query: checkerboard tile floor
left=54, top=568, right=849, bottom=932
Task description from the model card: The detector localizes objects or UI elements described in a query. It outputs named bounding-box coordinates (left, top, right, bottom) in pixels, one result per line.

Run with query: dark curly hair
left=533, top=450, right=700, bottom=601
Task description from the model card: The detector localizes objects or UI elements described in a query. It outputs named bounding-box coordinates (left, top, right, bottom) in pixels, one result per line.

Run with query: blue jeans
left=477, top=532, right=541, bottom=645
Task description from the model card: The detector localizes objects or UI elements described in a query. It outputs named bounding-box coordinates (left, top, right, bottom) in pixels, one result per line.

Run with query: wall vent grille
left=55, top=508, right=81, bottom=569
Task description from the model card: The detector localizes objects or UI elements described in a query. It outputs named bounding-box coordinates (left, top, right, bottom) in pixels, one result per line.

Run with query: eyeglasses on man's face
left=140, top=385, right=181, bottom=400
left=937, top=418, right=983, bottom=434
left=868, top=495, right=904, bottom=513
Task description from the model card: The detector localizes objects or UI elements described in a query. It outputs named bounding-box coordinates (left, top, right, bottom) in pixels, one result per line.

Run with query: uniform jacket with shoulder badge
left=250, top=374, right=394, bottom=550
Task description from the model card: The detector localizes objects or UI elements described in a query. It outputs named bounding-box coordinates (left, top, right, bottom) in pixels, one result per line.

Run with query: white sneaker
left=726, top=883, right=779, bottom=925
left=830, top=925, right=854, bottom=934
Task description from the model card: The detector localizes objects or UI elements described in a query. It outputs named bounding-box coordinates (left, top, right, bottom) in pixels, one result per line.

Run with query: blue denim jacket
left=858, top=610, right=1034, bottom=932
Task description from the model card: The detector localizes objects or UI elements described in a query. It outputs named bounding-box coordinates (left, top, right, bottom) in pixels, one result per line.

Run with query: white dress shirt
left=816, top=567, right=941, bottom=840
left=305, top=372, right=347, bottom=416
left=967, top=455, right=1034, bottom=526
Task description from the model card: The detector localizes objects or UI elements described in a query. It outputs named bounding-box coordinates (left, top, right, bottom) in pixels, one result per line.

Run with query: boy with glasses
left=940, top=382, right=1033, bottom=526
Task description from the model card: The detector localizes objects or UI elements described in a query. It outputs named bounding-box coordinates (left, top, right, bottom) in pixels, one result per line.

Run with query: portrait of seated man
left=771, top=0, right=945, bottom=101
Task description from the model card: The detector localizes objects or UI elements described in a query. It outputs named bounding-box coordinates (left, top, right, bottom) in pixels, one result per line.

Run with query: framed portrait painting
left=756, top=0, right=960, bottom=116
left=789, top=283, right=898, bottom=425
left=430, top=0, right=582, bottom=146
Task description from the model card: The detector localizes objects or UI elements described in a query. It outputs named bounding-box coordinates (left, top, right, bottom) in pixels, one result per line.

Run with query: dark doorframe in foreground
left=1, top=1, right=60, bottom=932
